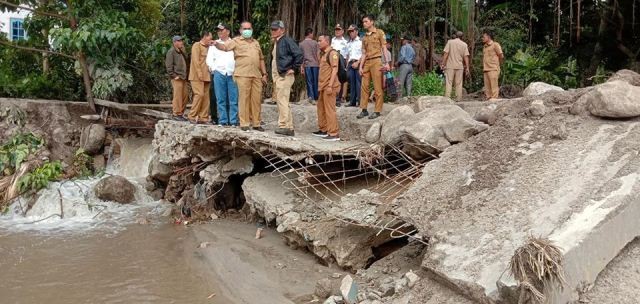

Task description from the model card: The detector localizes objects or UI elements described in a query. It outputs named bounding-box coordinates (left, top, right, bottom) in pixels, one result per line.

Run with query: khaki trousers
left=360, top=59, right=384, bottom=113
left=444, top=69, right=464, bottom=101
left=483, top=70, right=500, bottom=99
left=236, top=76, right=263, bottom=127
left=273, top=72, right=295, bottom=129
left=318, top=88, right=339, bottom=136
left=189, top=80, right=211, bottom=122
left=171, top=78, right=189, bottom=116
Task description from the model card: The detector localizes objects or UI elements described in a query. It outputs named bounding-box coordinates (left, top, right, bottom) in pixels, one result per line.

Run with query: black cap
left=216, top=23, right=229, bottom=31
left=172, top=35, right=183, bottom=42
left=270, top=20, right=285, bottom=29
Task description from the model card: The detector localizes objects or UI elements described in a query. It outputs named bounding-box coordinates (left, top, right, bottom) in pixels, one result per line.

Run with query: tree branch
left=0, top=0, right=69, bottom=20
left=0, top=40, right=76, bottom=59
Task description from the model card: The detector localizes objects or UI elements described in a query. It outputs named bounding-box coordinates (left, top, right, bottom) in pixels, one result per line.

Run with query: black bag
left=327, top=50, right=348, bottom=84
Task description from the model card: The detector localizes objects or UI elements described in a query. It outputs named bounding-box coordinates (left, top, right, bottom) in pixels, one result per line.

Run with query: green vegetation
left=17, top=161, right=63, bottom=193
left=71, top=149, right=94, bottom=178
left=412, top=72, right=445, bottom=96
left=0, top=133, right=45, bottom=176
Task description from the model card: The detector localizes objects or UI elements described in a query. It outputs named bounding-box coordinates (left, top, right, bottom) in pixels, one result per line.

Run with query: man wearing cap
left=165, top=35, right=189, bottom=121
left=213, top=21, right=268, bottom=132
left=206, top=23, right=239, bottom=127
left=312, top=34, right=341, bottom=141
left=397, top=35, right=416, bottom=98
left=270, top=20, right=303, bottom=137
left=331, top=24, right=349, bottom=106
left=358, top=14, right=389, bottom=120
left=188, top=31, right=213, bottom=123
left=299, top=28, right=320, bottom=105
left=442, top=31, right=470, bottom=101
left=345, top=24, right=362, bottom=107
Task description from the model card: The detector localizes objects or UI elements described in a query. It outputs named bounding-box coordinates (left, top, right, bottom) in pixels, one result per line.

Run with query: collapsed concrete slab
left=397, top=104, right=640, bottom=303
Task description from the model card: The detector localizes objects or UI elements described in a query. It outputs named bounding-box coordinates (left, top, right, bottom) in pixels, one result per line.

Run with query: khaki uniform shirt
left=318, top=47, right=341, bottom=90
left=362, top=29, right=386, bottom=60
left=483, top=41, right=503, bottom=72
left=443, top=38, right=470, bottom=70
left=225, top=37, right=264, bottom=78
left=188, top=42, right=211, bottom=82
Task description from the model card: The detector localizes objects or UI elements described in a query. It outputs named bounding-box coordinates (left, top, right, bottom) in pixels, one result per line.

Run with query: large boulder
left=412, top=96, right=454, bottom=113
left=79, top=124, right=106, bottom=155
left=582, top=80, right=640, bottom=118
left=474, top=104, right=498, bottom=125
left=380, top=105, right=416, bottom=145
left=607, top=69, right=640, bottom=86
left=148, top=155, right=172, bottom=183
left=522, top=82, right=564, bottom=97
left=365, top=122, right=382, bottom=143
left=94, top=175, right=136, bottom=204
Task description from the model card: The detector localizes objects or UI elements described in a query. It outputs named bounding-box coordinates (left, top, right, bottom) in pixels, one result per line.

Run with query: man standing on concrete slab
left=213, top=21, right=268, bottom=132
left=397, top=35, right=416, bottom=98
left=299, top=28, right=320, bottom=105
left=358, top=14, right=389, bottom=120
left=188, top=31, right=213, bottom=124
left=442, top=31, right=470, bottom=101
left=482, top=31, right=504, bottom=100
left=312, top=35, right=341, bottom=142
left=332, top=24, right=349, bottom=107
left=206, top=23, right=239, bottom=127
left=270, top=20, right=303, bottom=137
left=165, top=35, right=189, bottom=121
left=345, top=24, right=362, bottom=107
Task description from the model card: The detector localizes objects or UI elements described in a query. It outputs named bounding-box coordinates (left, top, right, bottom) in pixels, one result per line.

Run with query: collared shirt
left=318, top=47, right=341, bottom=90
left=398, top=43, right=416, bottom=65
left=224, top=37, right=264, bottom=78
left=188, top=42, right=211, bottom=82
left=483, top=41, right=503, bottom=72
left=362, top=29, right=386, bottom=60
left=444, top=38, right=470, bottom=70
left=331, top=36, right=348, bottom=57
left=206, top=38, right=235, bottom=76
left=346, top=36, right=362, bottom=62
left=299, top=38, right=320, bottom=67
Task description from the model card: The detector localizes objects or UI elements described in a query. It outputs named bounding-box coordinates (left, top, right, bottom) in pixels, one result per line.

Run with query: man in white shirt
left=206, top=23, right=239, bottom=126
left=331, top=24, right=349, bottom=106
left=345, top=24, right=362, bottom=107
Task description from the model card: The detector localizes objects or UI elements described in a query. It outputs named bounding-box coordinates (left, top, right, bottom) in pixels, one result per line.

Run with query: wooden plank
left=95, top=99, right=172, bottom=119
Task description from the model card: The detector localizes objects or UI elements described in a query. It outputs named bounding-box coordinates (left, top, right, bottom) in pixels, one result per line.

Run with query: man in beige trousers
left=442, top=31, right=470, bottom=101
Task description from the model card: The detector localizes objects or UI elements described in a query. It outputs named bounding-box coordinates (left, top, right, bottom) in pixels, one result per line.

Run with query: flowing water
left=0, top=138, right=213, bottom=303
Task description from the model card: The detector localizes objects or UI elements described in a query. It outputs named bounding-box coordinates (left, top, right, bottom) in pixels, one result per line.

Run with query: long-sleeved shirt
left=188, top=41, right=211, bottom=82
left=206, top=38, right=235, bottom=76
left=397, top=43, right=416, bottom=65
left=346, top=36, right=362, bottom=62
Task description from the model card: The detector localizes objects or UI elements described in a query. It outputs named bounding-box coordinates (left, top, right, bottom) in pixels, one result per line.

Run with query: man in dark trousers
left=270, top=20, right=303, bottom=137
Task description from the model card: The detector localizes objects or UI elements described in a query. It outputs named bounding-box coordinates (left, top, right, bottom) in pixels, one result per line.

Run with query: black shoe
left=323, top=135, right=340, bottom=141
left=356, top=110, right=369, bottom=119
left=172, top=115, right=188, bottom=121
left=240, top=126, right=250, bottom=131
left=312, top=131, right=328, bottom=138
left=275, top=128, right=295, bottom=136
left=253, top=126, right=265, bottom=132
left=368, top=112, right=381, bottom=119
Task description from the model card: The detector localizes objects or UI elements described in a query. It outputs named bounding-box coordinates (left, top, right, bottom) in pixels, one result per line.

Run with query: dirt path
left=185, top=220, right=347, bottom=304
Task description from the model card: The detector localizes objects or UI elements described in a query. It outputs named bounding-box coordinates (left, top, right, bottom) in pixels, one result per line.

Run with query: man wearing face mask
left=213, top=21, right=268, bottom=131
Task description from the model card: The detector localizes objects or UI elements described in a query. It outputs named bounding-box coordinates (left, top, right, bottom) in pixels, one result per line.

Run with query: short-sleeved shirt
left=443, top=38, right=470, bottom=70
left=318, top=47, right=341, bottom=90
left=362, top=29, right=386, bottom=60
left=483, top=41, right=503, bottom=72
left=299, top=38, right=319, bottom=67
left=331, top=36, right=348, bottom=58
left=224, top=37, right=264, bottom=78
left=346, top=36, right=362, bottom=62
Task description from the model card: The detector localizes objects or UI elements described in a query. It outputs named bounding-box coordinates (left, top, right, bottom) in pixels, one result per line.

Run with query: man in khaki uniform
left=188, top=31, right=213, bottom=123
left=312, top=35, right=341, bottom=141
left=482, top=31, right=504, bottom=100
left=358, top=14, right=389, bottom=120
left=165, top=35, right=189, bottom=121
left=442, top=31, right=470, bottom=101
left=214, top=21, right=268, bottom=131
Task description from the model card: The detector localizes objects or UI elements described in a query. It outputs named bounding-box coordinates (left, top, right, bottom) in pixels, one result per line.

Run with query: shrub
left=17, top=161, right=63, bottom=193
left=0, top=133, right=44, bottom=176
left=412, top=72, right=445, bottom=96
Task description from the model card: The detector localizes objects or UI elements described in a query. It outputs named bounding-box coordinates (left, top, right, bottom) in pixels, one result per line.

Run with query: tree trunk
left=428, top=0, right=435, bottom=70
left=40, top=0, right=50, bottom=74
left=68, top=3, right=95, bottom=112
left=576, top=0, right=581, bottom=43
left=586, top=2, right=609, bottom=84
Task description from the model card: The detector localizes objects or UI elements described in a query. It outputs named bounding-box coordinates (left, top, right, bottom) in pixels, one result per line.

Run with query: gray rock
left=94, top=175, right=136, bottom=204
left=584, top=80, right=640, bottom=118
left=394, top=277, right=409, bottom=294
left=93, top=155, right=106, bottom=172
left=365, top=122, right=382, bottom=143
left=323, top=296, right=344, bottom=304
left=522, top=82, right=564, bottom=96
left=340, top=275, right=358, bottom=304
left=148, top=155, right=172, bottom=183
left=79, top=124, right=106, bottom=154
left=528, top=100, right=547, bottom=117
left=551, top=122, right=568, bottom=140
left=52, top=127, right=71, bottom=145
left=404, top=270, right=420, bottom=288
left=607, top=69, right=640, bottom=86
left=315, top=278, right=334, bottom=298
left=474, top=104, right=498, bottom=125
left=222, top=155, right=254, bottom=177
left=149, top=189, right=164, bottom=200
left=380, top=105, right=415, bottom=145
left=379, top=282, right=395, bottom=297
left=413, top=96, right=454, bottom=113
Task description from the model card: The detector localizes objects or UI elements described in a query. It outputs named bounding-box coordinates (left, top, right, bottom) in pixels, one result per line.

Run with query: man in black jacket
left=270, top=20, right=303, bottom=136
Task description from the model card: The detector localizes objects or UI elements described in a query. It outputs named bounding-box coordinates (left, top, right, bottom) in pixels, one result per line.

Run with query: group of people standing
left=165, top=14, right=505, bottom=142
